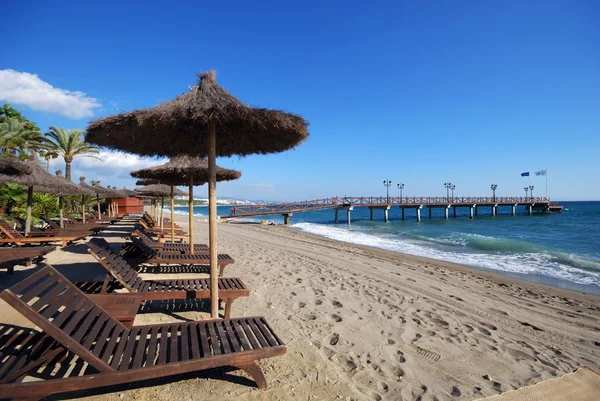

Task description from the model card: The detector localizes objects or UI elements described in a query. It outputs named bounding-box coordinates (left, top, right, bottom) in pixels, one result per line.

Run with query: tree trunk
left=65, top=160, right=72, bottom=181
left=25, top=186, right=34, bottom=236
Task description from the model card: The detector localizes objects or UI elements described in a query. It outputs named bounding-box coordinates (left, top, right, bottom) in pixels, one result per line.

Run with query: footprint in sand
left=464, top=324, right=474, bottom=333
left=330, top=333, right=340, bottom=346
left=451, top=386, right=461, bottom=397
left=332, top=300, right=343, bottom=308
left=478, top=327, right=491, bottom=336
left=397, top=351, right=406, bottom=363
left=519, top=321, right=544, bottom=331
left=315, top=299, right=323, bottom=306
left=432, top=318, right=449, bottom=328
left=479, top=322, right=497, bottom=331
left=331, top=314, right=343, bottom=322
left=306, top=314, right=317, bottom=321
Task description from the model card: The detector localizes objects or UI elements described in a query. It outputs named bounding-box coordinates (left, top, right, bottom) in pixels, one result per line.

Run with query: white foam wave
left=292, top=223, right=600, bottom=287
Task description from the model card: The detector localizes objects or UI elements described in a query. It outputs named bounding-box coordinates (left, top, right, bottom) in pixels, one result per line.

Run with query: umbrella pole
left=97, top=194, right=101, bottom=220
left=59, top=196, right=64, bottom=228
left=81, top=195, right=86, bottom=223
left=188, top=174, right=194, bottom=255
left=208, top=121, right=218, bottom=318
left=160, top=197, right=164, bottom=230
left=25, top=186, right=33, bottom=236
left=170, top=185, right=175, bottom=243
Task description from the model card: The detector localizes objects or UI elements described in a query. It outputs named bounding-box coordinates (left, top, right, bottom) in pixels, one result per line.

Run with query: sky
left=1, top=1, right=599, bottom=201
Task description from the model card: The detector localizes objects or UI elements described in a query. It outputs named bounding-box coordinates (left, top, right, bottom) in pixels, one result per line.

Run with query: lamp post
left=444, top=182, right=452, bottom=202
left=524, top=186, right=529, bottom=200
left=383, top=180, right=392, bottom=203
left=491, top=184, right=497, bottom=202
left=451, top=184, right=455, bottom=201
left=397, top=183, right=404, bottom=203
left=529, top=185, right=534, bottom=201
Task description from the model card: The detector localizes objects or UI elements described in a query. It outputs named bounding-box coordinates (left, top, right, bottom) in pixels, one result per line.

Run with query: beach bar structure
left=227, top=196, right=563, bottom=224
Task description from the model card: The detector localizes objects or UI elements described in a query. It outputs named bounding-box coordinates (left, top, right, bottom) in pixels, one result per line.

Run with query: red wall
left=114, top=197, right=144, bottom=214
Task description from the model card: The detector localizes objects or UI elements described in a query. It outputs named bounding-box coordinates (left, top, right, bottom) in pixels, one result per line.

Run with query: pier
left=226, top=196, right=563, bottom=224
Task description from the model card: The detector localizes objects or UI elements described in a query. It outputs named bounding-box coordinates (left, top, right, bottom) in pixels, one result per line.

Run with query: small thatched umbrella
left=136, top=184, right=187, bottom=230
left=0, top=156, right=93, bottom=234
left=36, top=171, right=96, bottom=228
left=78, top=178, right=122, bottom=222
left=87, top=71, right=309, bottom=318
left=131, top=156, right=241, bottom=247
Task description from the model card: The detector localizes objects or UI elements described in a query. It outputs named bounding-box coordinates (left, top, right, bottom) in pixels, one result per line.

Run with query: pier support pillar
left=347, top=207, right=352, bottom=225
left=453, top=206, right=457, bottom=218
left=528, top=205, right=532, bottom=216
left=429, top=207, right=432, bottom=219
left=512, top=204, right=516, bottom=216
left=401, top=207, right=405, bottom=221
left=370, top=208, right=374, bottom=221
left=334, top=209, right=339, bottom=224
left=469, top=206, right=474, bottom=219
left=282, top=213, right=293, bottom=225
left=416, top=206, right=422, bottom=222
left=444, top=206, right=449, bottom=220
left=475, top=205, right=478, bottom=216
left=384, top=207, right=390, bottom=223
left=492, top=205, right=497, bottom=216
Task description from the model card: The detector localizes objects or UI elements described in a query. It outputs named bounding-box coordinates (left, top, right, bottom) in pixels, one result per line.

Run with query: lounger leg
left=100, top=274, right=112, bottom=293
left=223, top=299, right=232, bottom=318
left=219, top=264, right=225, bottom=276
left=232, top=361, right=267, bottom=389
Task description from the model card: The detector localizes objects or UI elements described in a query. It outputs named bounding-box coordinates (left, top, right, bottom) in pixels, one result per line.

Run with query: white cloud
left=48, top=152, right=166, bottom=181
left=245, top=183, right=275, bottom=189
left=0, top=69, right=101, bottom=119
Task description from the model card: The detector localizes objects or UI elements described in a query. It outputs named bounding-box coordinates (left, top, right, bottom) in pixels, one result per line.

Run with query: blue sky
left=2, top=1, right=599, bottom=201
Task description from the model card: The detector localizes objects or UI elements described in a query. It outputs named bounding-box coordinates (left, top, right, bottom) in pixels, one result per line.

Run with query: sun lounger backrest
left=40, top=215, right=61, bottom=230
left=87, top=238, right=145, bottom=291
left=130, top=236, right=160, bottom=257
left=0, top=218, right=23, bottom=239
left=0, top=265, right=126, bottom=373
left=136, top=230, right=159, bottom=245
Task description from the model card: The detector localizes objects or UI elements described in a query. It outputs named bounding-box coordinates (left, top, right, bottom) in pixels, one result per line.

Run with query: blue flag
left=521, top=172, right=530, bottom=177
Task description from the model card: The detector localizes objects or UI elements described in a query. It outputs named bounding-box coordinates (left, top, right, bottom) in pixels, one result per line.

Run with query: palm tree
left=44, top=127, right=102, bottom=181
left=38, top=149, right=59, bottom=171
left=0, top=118, right=46, bottom=157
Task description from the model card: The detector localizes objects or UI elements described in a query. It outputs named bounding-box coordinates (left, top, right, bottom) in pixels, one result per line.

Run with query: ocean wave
left=291, top=222, right=600, bottom=288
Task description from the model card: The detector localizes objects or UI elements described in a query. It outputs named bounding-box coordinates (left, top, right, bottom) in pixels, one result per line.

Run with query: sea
left=170, top=201, right=600, bottom=295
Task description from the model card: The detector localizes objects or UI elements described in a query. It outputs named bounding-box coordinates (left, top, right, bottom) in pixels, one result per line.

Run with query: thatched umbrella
left=0, top=156, right=93, bottom=234
left=78, top=178, right=122, bottom=222
left=131, top=156, right=241, bottom=246
left=36, top=171, right=96, bottom=228
left=136, top=184, right=188, bottom=230
left=87, top=71, right=309, bottom=318
left=0, top=158, right=33, bottom=175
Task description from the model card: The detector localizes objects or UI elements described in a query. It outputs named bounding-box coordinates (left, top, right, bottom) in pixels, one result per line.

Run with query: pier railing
left=226, top=196, right=551, bottom=218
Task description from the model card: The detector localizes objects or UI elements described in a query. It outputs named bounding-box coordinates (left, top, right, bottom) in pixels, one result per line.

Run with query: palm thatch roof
left=0, top=158, right=33, bottom=175
left=130, top=156, right=241, bottom=186
left=136, top=184, right=188, bottom=197
left=78, top=177, right=127, bottom=198
left=86, top=71, right=310, bottom=158
left=119, top=187, right=139, bottom=197
left=35, top=171, right=95, bottom=196
left=0, top=157, right=91, bottom=195
left=135, top=178, right=161, bottom=186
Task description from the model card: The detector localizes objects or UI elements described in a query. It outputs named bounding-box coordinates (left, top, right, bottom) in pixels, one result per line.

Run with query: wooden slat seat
left=135, top=230, right=209, bottom=253
left=40, top=215, right=107, bottom=234
left=0, top=265, right=285, bottom=401
left=88, top=238, right=248, bottom=318
left=0, top=246, right=55, bottom=274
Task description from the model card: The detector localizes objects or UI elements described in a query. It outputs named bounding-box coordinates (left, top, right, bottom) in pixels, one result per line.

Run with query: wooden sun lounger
left=0, top=247, right=55, bottom=274
left=0, top=219, right=87, bottom=248
left=87, top=238, right=247, bottom=318
left=63, top=212, right=113, bottom=225
left=39, top=215, right=105, bottom=235
left=124, top=236, right=234, bottom=276
left=0, top=265, right=285, bottom=401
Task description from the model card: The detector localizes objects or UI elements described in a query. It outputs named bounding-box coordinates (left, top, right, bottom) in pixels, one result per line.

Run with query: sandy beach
left=1, top=214, right=599, bottom=401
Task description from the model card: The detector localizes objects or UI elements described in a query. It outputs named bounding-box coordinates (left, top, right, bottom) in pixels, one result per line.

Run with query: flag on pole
left=535, top=170, right=547, bottom=176
left=521, top=172, right=530, bottom=177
